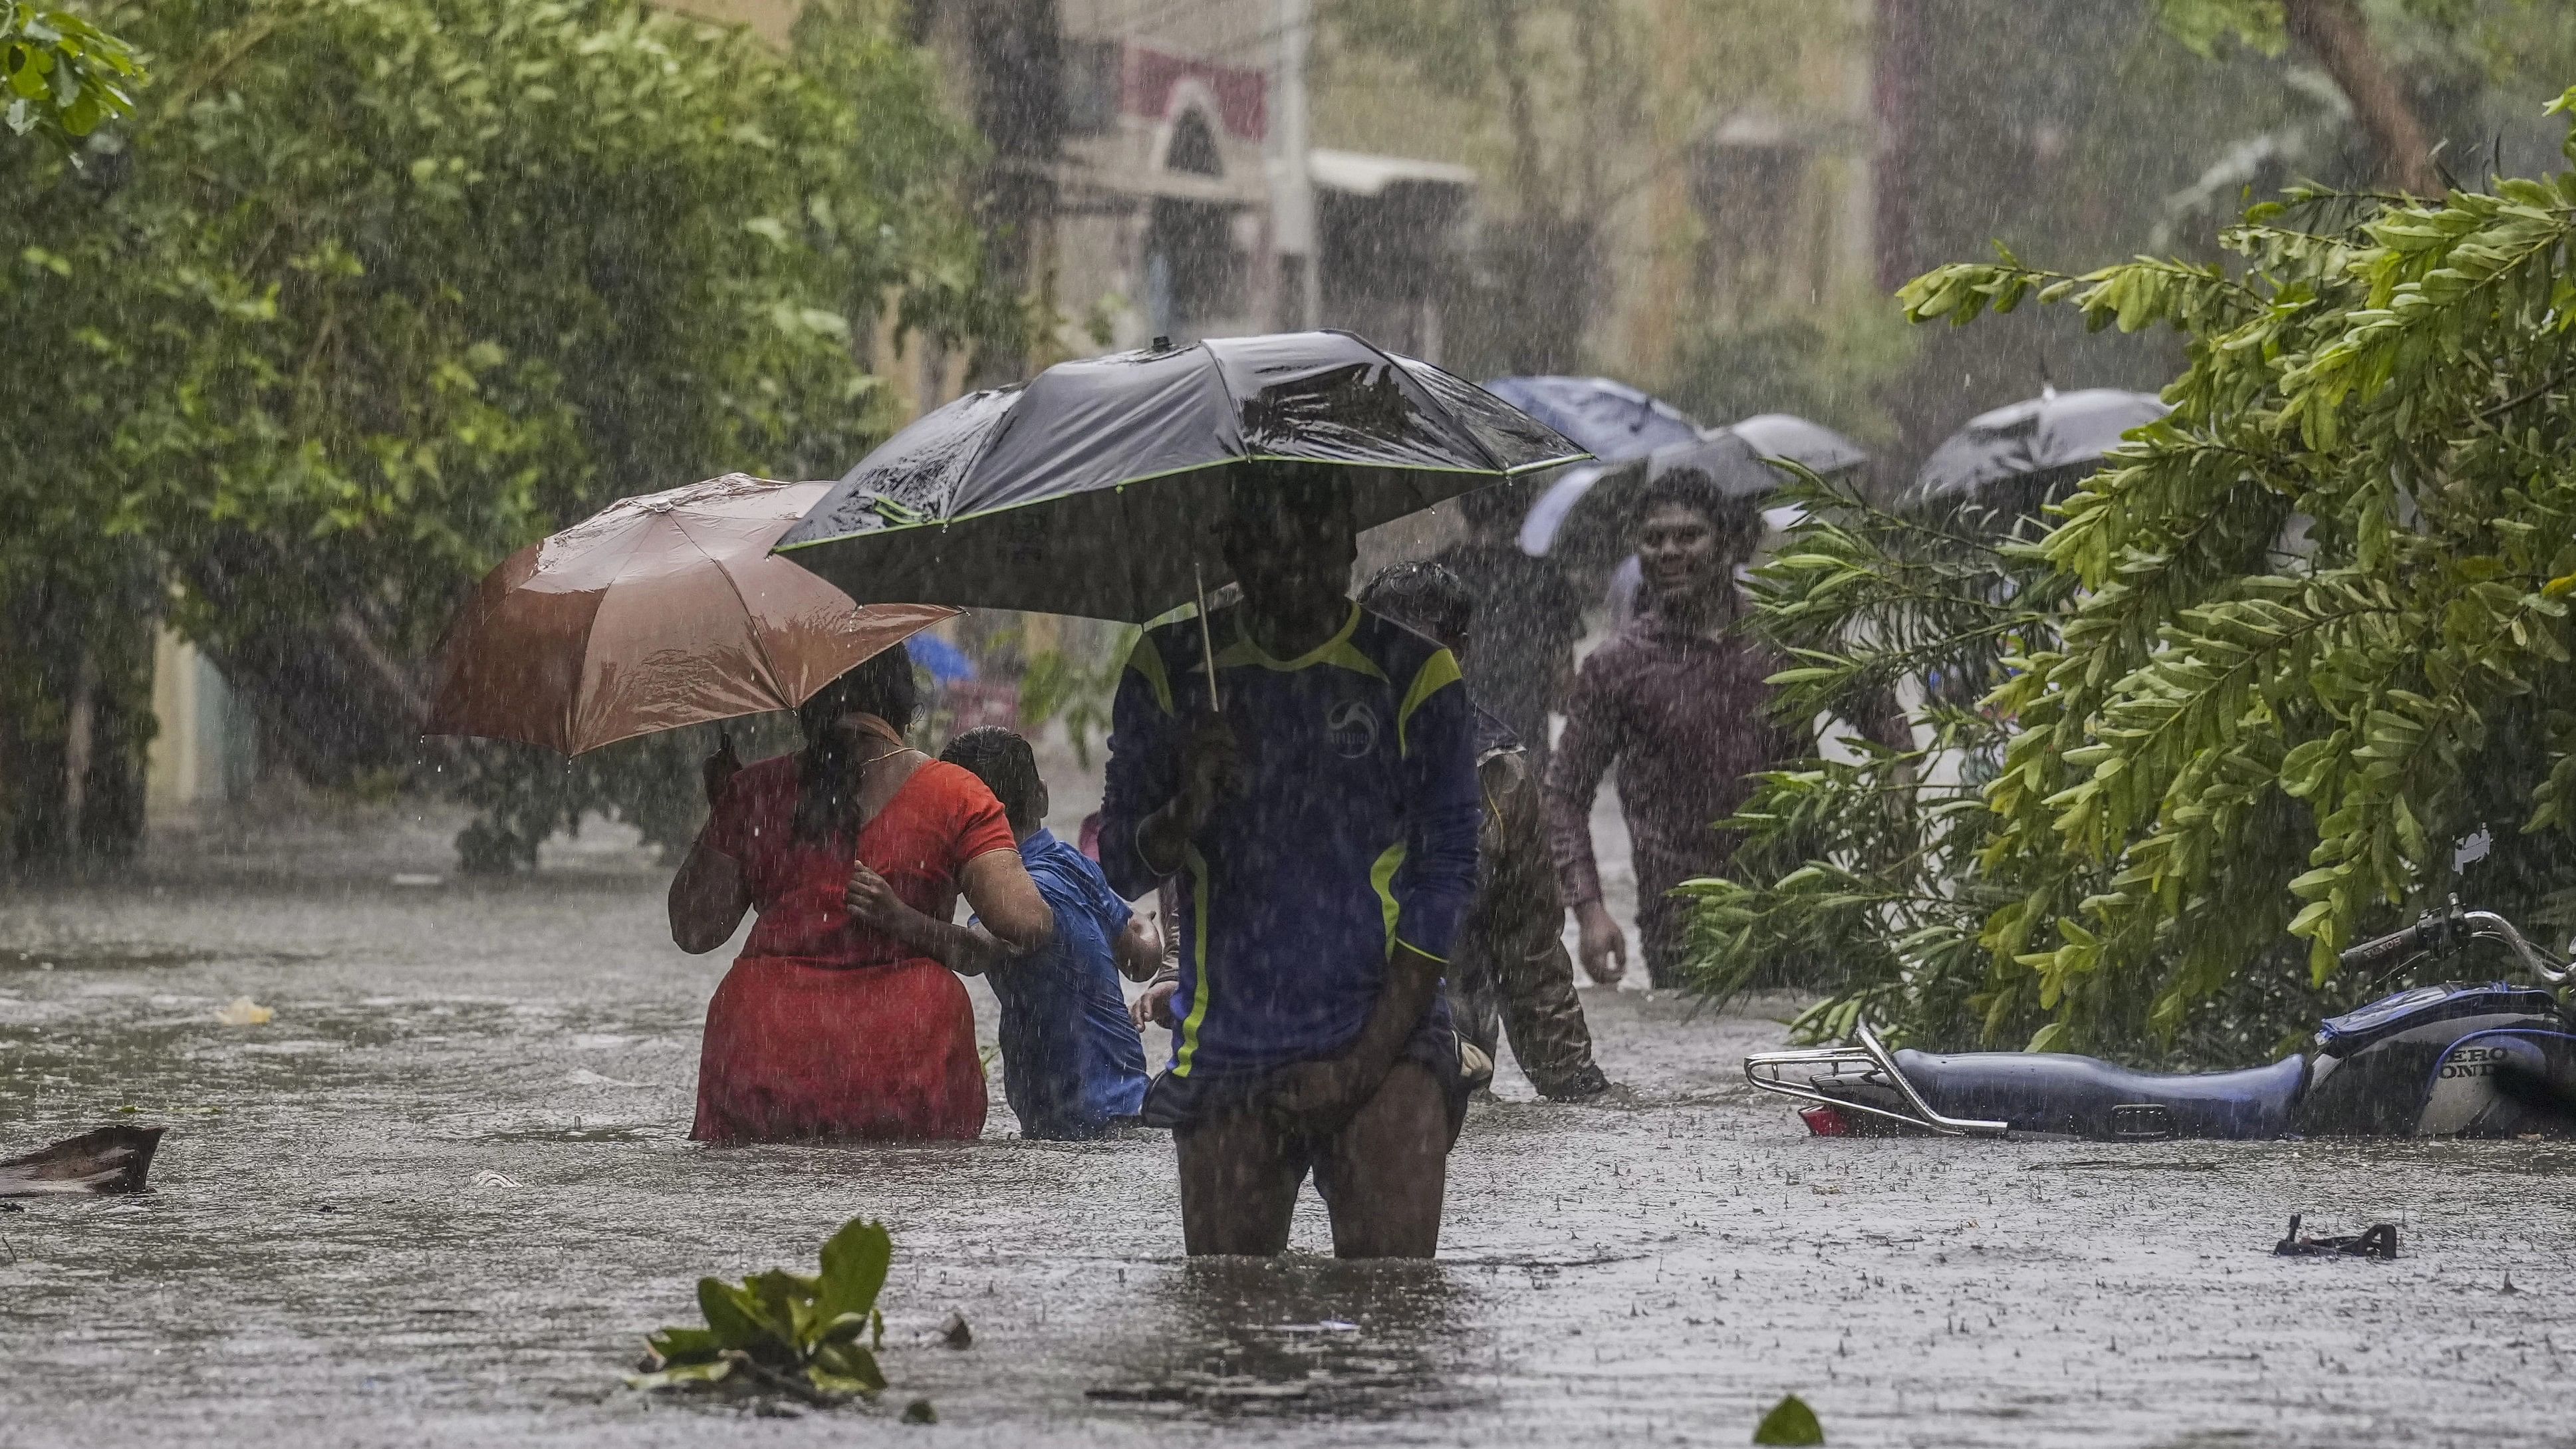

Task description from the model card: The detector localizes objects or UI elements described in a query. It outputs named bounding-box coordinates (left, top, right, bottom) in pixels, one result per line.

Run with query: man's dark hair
left=1458, top=479, right=1527, bottom=533
left=940, top=725, right=1043, bottom=831
left=1358, top=559, right=1476, bottom=643
left=792, top=646, right=922, bottom=842
left=1226, top=460, right=1354, bottom=531
left=1634, top=467, right=1763, bottom=547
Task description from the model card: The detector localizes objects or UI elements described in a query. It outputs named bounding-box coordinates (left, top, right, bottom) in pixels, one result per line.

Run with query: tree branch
left=2282, top=0, right=2439, bottom=197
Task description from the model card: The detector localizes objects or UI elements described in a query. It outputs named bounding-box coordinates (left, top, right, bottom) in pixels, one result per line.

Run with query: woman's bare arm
left=843, top=849, right=1053, bottom=976
left=957, top=848, right=1054, bottom=953
left=668, top=839, right=752, bottom=954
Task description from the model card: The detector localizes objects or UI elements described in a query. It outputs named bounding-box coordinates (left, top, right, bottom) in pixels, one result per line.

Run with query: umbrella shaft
left=1194, top=563, right=1222, bottom=714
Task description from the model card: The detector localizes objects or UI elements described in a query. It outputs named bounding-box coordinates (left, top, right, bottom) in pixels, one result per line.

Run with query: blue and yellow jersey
left=1098, top=601, right=1481, bottom=1078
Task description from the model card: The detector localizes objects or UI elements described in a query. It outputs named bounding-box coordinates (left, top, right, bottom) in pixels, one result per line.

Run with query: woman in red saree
left=666, top=649, right=1053, bottom=1141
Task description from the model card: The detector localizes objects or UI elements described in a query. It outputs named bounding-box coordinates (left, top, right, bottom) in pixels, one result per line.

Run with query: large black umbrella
left=773, top=331, right=1585, bottom=622
left=1903, top=386, right=2168, bottom=512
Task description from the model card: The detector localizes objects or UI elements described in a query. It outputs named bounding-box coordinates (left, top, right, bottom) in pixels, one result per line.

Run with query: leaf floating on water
left=1753, top=1392, right=1824, bottom=1446
left=901, top=1398, right=936, bottom=1424
left=215, top=997, right=273, bottom=1027
left=632, top=1217, right=893, bottom=1406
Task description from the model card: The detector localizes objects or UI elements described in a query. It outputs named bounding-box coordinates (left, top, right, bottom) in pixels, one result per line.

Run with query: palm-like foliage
left=1692, top=88, right=2576, bottom=1061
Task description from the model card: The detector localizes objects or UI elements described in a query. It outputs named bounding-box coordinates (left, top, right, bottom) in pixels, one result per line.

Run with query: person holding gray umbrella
left=1902, top=385, right=2168, bottom=527
left=1096, top=465, right=1481, bottom=1259
left=773, top=330, right=1583, bottom=1256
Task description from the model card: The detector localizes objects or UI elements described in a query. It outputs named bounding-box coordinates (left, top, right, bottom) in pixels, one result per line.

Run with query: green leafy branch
left=630, top=1218, right=893, bottom=1406
left=2, top=4, right=143, bottom=147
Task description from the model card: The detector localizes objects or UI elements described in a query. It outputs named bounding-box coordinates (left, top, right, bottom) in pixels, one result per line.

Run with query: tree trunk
left=2282, top=0, right=2440, bottom=196
left=61, top=649, right=97, bottom=853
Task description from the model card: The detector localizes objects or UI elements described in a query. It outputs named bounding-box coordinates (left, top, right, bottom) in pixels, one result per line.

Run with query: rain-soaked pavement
left=5, top=805, right=2575, bottom=1448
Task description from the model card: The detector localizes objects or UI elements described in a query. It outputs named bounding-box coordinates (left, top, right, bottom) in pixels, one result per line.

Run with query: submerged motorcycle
left=1745, top=909, right=2576, bottom=1140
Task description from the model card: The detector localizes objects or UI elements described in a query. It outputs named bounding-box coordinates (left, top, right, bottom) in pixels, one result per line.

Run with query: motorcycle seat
left=1890, top=1047, right=2307, bottom=1140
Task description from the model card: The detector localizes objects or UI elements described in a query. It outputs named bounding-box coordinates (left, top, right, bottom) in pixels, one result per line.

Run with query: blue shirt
left=987, top=828, right=1151, bottom=1139
left=1098, top=602, right=1481, bottom=1078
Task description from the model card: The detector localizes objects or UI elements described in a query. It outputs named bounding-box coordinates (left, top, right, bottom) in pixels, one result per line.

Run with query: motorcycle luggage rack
left=1744, top=1019, right=2011, bottom=1138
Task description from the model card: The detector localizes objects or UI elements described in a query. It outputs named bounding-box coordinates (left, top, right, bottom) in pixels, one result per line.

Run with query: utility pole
left=1267, top=0, right=1319, bottom=330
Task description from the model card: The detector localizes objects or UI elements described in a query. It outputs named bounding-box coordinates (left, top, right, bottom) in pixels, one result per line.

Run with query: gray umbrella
left=1904, top=386, right=2169, bottom=509
left=1728, top=414, right=1870, bottom=477
left=773, top=330, right=1586, bottom=623
left=1528, top=416, right=1870, bottom=563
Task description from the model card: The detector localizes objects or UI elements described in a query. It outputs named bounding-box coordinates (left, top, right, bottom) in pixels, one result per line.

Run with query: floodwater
left=5, top=809, right=2575, bottom=1448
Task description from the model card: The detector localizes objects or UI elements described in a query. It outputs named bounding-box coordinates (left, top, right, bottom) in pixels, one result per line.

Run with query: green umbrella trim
left=773, top=449, right=1593, bottom=555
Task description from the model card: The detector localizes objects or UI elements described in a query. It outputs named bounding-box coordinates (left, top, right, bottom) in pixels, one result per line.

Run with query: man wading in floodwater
left=1098, top=464, right=1481, bottom=1259
left=1548, top=469, right=1871, bottom=989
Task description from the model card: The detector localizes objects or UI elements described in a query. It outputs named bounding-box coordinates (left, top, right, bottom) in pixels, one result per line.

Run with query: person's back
left=1432, top=487, right=1582, bottom=763
left=1360, top=559, right=1612, bottom=1100
left=940, top=728, right=1150, bottom=1140
left=666, top=649, right=1053, bottom=1143
left=989, top=829, right=1150, bottom=1138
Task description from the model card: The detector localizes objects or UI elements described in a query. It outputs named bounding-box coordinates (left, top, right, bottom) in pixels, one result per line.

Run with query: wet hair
left=1458, top=480, right=1526, bottom=533
left=1635, top=467, right=1762, bottom=549
left=1358, top=559, right=1476, bottom=644
left=940, top=726, right=1043, bottom=831
left=791, top=646, right=920, bottom=842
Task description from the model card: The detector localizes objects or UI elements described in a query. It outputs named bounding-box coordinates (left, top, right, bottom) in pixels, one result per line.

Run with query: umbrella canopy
left=1481, top=376, right=1702, bottom=557
left=1904, top=386, right=2169, bottom=509
left=1523, top=415, right=1870, bottom=559
left=1729, top=414, right=1870, bottom=477
left=1478, top=375, right=1704, bottom=463
left=773, top=331, right=1586, bottom=622
left=426, top=474, right=956, bottom=755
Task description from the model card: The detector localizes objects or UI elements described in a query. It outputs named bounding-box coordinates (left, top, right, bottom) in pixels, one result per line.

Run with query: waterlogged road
left=4, top=819, right=2575, bottom=1448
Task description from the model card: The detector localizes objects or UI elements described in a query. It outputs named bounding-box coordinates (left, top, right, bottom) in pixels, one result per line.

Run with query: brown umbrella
left=425, top=473, right=957, bottom=755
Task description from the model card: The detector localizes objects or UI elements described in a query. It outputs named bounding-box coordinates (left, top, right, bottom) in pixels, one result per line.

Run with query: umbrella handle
left=1194, top=563, right=1222, bottom=715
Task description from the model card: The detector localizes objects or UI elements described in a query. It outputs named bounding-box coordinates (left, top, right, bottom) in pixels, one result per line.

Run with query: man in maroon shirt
left=1544, top=470, right=1807, bottom=988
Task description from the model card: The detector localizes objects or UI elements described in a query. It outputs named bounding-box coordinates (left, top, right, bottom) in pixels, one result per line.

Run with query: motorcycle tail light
left=1799, top=1105, right=1851, bottom=1136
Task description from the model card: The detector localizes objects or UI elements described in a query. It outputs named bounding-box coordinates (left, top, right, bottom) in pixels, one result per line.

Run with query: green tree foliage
left=0, top=0, right=1015, bottom=868
left=1691, top=86, right=2576, bottom=1062
left=2, top=4, right=142, bottom=146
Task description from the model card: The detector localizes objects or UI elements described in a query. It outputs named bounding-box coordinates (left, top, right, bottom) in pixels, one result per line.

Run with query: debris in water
left=2271, top=1214, right=2398, bottom=1259
left=471, top=1171, right=521, bottom=1189
left=1753, top=1392, right=1825, bottom=1445
left=0, top=1126, right=164, bottom=1197
left=939, top=1310, right=971, bottom=1349
left=391, top=873, right=445, bottom=887
left=902, top=1398, right=937, bottom=1424
left=215, top=997, right=273, bottom=1027
left=628, top=1218, right=892, bottom=1406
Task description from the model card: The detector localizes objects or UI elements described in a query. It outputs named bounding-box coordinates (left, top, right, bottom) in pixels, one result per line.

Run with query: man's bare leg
left=1319, top=1062, right=1449, bottom=1259
left=1175, top=1105, right=1303, bottom=1255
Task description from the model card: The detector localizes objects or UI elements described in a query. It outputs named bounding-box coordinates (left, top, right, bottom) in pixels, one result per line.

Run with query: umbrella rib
left=669, top=512, right=795, bottom=705
left=1384, top=345, right=1509, bottom=474
left=562, top=516, right=661, bottom=753
left=942, top=390, right=1025, bottom=523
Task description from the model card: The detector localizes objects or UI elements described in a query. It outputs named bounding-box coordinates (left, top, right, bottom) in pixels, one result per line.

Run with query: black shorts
left=1138, top=1008, right=1469, bottom=1144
